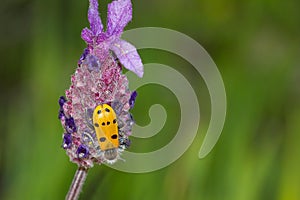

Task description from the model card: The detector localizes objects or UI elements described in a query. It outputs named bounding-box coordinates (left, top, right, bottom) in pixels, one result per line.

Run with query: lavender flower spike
left=81, top=0, right=144, bottom=77
left=62, top=1, right=143, bottom=199
left=59, top=0, right=142, bottom=169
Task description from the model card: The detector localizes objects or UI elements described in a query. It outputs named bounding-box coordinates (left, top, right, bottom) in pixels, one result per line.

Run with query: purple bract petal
left=111, top=39, right=143, bottom=77
left=106, top=0, right=132, bottom=37
left=81, top=28, right=94, bottom=44
left=88, top=0, right=103, bottom=35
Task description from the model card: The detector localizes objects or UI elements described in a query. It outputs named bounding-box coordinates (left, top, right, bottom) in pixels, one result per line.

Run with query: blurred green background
left=1, top=0, right=300, bottom=199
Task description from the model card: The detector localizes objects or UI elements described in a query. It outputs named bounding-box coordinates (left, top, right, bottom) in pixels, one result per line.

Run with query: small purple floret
left=78, top=48, right=90, bottom=65
left=77, top=144, right=89, bottom=158
left=65, top=117, right=77, bottom=133
left=63, top=133, right=72, bottom=149
left=58, top=109, right=65, bottom=119
left=84, top=54, right=101, bottom=72
left=59, top=96, right=67, bottom=107
left=129, top=91, right=137, bottom=108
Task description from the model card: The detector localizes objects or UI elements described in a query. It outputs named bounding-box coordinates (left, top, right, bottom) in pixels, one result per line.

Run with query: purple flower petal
left=81, top=28, right=94, bottom=44
left=88, top=0, right=103, bottom=35
left=110, top=39, right=143, bottom=77
left=106, top=0, right=132, bottom=37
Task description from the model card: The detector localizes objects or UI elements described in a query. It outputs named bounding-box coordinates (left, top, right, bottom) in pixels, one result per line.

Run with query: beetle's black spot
left=101, top=122, right=105, bottom=126
left=113, top=119, right=117, bottom=124
left=105, top=108, right=110, bottom=112
left=99, top=137, right=106, bottom=142
left=107, top=121, right=110, bottom=125
left=111, top=134, right=118, bottom=139
left=97, top=110, right=101, bottom=114
left=94, top=123, right=99, bottom=127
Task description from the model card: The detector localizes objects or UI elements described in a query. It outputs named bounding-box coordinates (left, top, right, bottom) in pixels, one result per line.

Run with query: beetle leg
left=82, top=130, right=98, bottom=148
